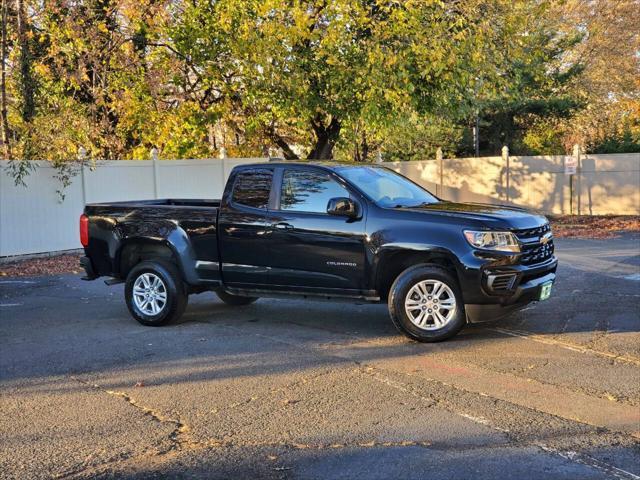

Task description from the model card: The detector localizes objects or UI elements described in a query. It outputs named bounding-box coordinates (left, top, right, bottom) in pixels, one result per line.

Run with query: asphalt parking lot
left=1, top=236, right=639, bottom=479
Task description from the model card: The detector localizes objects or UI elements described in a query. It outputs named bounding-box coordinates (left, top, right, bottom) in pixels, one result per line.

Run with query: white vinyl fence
left=0, top=158, right=267, bottom=257
left=1, top=153, right=638, bottom=257
left=383, top=152, right=640, bottom=218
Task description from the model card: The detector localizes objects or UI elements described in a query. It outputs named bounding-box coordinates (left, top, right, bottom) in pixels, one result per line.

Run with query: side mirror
left=327, top=197, right=359, bottom=219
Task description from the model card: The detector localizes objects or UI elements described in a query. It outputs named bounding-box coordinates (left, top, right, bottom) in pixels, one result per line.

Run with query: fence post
left=150, top=147, right=159, bottom=199
left=573, top=144, right=581, bottom=216
left=436, top=147, right=443, bottom=197
left=219, top=147, right=228, bottom=191
left=78, top=146, right=87, bottom=206
left=565, top=143, right=580, bottom=215
left=502, top=145, right=509, bottom=203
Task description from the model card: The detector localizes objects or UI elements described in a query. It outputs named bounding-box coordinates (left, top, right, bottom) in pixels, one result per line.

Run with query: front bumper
left=458, top=250, right=557, bottom=301
left=465, top=270, right=555, bottom=323
left=507, top=270, right=555, bottom=305
left=458, top=254, right=557, bottom=322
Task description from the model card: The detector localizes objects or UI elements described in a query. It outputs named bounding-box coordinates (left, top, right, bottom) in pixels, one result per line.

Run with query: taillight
left=80, top=214, right=89, bottom=247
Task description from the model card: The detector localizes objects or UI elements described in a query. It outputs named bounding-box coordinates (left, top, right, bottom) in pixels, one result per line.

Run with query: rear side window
left=280, top=169, right=349, bottom=213
left=231, top=169, right=273, bottom=209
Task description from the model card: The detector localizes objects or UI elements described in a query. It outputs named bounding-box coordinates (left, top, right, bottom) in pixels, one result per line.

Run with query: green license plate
left=539, top=281, right=553, bottom=301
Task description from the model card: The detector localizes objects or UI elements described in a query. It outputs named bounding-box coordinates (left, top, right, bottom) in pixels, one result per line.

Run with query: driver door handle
left=272, top=222, right=293, bottom=231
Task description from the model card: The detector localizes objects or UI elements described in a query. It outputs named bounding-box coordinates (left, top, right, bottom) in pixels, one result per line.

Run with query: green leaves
left=0, top=0, right=636, bottom=168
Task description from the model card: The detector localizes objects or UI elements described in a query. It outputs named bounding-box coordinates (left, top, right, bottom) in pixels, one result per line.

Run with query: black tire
left=125, top=260, right=188, bottom=326
left=388, top=264, right=466, bottom=342
left=216, top=290, right=258, bottom=306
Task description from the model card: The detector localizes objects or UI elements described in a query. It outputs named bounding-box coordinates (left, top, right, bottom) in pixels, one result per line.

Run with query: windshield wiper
left=389, top=201, right=436, bottom=209
left=402, top=201, right=435, bottom=208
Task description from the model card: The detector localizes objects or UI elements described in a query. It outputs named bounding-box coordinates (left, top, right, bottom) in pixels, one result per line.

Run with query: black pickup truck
left=80, top=162, right=556, bottom=342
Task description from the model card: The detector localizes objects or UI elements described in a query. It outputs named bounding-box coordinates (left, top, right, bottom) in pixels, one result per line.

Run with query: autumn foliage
left=0, top=0, right=637, bottom=168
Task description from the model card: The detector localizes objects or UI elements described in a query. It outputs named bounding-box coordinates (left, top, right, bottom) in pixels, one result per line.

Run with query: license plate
left=539, top=281, right=553, bottom=301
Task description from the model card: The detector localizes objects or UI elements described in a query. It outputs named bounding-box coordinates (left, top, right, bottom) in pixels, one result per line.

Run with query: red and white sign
left=564, top=156, right=578, bottom=175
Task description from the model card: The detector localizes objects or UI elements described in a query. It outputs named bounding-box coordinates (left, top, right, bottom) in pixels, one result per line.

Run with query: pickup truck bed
left=83, top=199, right=222, bottom=286
left=88, top=198, right=221, bottom=207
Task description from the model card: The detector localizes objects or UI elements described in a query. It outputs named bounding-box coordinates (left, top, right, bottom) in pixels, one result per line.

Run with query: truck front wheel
left=125, top=260, right=188, bottom=326
left=388, top=264, right=465, bottom=342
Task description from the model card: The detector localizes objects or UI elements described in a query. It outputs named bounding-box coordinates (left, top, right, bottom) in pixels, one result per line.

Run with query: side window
left=231, top=169, right=273, bottom=209
left=280, top=170, right=349, bottom=213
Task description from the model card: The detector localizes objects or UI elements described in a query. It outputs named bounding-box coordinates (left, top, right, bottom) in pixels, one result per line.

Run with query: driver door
left=264, top=167, right=367, bottom=292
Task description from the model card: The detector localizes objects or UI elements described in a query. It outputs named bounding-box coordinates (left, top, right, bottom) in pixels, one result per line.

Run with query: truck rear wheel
left=388, top=264, right=465, bottom=342
left=216, top=290, right=258, bottom=306
left=125, top=260, right=188, bottom=326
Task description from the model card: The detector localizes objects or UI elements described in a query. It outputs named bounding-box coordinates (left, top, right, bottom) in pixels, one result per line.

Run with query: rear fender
left=115, top=222, right=200, bottom=285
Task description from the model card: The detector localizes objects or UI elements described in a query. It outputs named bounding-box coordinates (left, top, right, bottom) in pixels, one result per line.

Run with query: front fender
left=370, top=243, right=465, bottom=283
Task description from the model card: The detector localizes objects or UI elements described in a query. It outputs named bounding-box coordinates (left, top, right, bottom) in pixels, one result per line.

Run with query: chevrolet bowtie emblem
left=540, top=232, right=552, bottom=245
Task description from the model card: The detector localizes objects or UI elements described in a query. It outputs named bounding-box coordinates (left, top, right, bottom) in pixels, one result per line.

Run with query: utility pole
left=472, top=75, right=483, bottom=158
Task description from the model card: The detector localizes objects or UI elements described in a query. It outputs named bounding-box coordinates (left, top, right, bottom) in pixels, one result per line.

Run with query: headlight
left=464, top=230, right=520, bottom=253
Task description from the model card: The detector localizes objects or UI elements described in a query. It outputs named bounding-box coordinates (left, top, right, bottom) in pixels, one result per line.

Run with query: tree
left=0, top=0, right=637, bottom=175
left=447, top=1, right=584, bottom=155
left=1, top=0, right=10, bottom=158
left=171, top=0, right=505, bottom=159
left=463, top=0, right=639, bottom=155
left=555, top=0, right=640, bottom=153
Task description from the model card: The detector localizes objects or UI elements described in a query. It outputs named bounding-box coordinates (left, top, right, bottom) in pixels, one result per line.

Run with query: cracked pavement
left=1, top=235, right=639, bottom=479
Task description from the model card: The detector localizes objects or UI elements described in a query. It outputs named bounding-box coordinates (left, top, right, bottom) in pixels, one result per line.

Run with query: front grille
left=514, top=223, right=554, bottom=266
left=520, top=242, right=554, bottom=265
left=515, top=223, right=551, bottom=241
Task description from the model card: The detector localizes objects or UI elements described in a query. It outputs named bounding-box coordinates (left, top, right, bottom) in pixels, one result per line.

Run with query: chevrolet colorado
left=79, top=162, right=556, bottom=342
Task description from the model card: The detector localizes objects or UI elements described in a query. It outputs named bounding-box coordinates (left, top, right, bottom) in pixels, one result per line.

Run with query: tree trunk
left=307, top=116, right=341, bottom=160
left=16, top=0, right=35, bottom=123
left=0, top=0, right=10, bottom=158
left=267, top=128, right=299, bottom=160
left=360, top=129, right=369, bottom=162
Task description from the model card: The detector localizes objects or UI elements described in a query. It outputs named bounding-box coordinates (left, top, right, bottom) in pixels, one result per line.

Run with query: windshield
left=336, top=166, right=439, bottom=208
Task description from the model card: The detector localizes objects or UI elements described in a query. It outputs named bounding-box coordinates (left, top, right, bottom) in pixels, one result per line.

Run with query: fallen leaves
left=0, top=253, right=82, bottom=277
left=549, top=215, right=639, bottom=239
